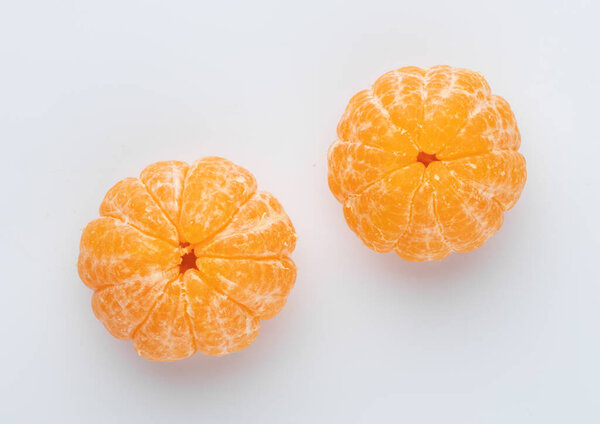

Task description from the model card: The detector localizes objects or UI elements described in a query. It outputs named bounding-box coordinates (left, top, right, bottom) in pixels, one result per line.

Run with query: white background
left=1, top=0, right=598, bottom=422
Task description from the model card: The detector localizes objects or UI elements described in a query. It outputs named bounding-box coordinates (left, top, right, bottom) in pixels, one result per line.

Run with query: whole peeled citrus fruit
left=78, top=157, right=297, bottom=361
left=328, top=65, right=527, bottom=261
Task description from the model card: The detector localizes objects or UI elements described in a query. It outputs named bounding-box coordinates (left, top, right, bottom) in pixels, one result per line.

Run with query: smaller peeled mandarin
left=328, top=65, right=527, bottom=261
left=78, top=157, right=297, bottom=361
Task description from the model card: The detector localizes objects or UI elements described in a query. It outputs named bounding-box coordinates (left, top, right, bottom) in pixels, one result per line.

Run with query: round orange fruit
left=78, top=157, right=297, bottom=361
left=328, top=65, right=527, bottom=261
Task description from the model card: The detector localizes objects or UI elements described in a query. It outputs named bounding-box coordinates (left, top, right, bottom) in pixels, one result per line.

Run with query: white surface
left=1, top=0, right=598, bottom=422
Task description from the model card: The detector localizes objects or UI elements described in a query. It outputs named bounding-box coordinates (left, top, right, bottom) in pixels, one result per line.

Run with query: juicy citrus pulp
left=78, top=157, right=297, bottom=361
left=328, top=65, right=527, bottom=261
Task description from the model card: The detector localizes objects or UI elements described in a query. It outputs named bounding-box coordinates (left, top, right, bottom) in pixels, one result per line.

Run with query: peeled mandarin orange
left=78, top=157, right=297, bottom=361
left=328, top=65, right=526, bottom=261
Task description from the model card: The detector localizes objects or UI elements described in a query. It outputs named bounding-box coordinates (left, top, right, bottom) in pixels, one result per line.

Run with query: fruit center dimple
left=417, top=152, right=439, bottom=167
left=179, top=243, right=198, bottom=273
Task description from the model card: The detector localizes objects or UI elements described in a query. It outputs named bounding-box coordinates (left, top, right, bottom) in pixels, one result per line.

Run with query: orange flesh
left=328, top=65, right=526, bottom=261
left=78, top=157, right=297, bottom=361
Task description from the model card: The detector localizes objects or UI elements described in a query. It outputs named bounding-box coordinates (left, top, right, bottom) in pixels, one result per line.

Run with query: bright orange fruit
left=78, top=157, right=297, bottom=361
left=328, top=65, right=526, bottom=261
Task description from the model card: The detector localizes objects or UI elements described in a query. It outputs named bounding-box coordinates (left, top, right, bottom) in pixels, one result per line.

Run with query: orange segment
left=444, top=151, right=527, bottom=210
left=180, top=157, right=257, bottom=244
left=487, top=95, right=521, bottom=151
left=92, top=279, right=169, bottom=340
left=78, top=217, right=180, bottom=289
left=343, top=163, right=424, bottom=252
left=337, top=89, right=419, bottom=158
left=327, top=141, right=413, bottom=202
left=99, top=177, right=179, bottom=244
left=421, top=66, right=491, bottom=154
left=184, top=270, right=260, bottom=356
left=438, top=95, right=521, bottom=159
left=139, top=160, right=189, bottom=239
left=196, top=257, right=296, bottom=319
left=394, top=180, right=451, bottom=261
left=371, top=66, right=424, bottom=151
left=195, top=191, right=296, bottom=258
left=132, top=277, right=195, bottom=361
left=429, top=162, right=504, bottom=252
left=436, top=97, right=495, bottom=159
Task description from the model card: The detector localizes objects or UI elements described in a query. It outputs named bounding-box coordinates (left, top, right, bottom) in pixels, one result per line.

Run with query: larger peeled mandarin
left=328, top=65, right=527, bottom=261
left=78, top=157, right=297, bottom=361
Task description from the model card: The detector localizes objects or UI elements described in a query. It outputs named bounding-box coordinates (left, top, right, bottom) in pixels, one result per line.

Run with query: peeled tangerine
left=328, top=65, right=527, bottom=261
left=78, top=157, right=297, bottom=361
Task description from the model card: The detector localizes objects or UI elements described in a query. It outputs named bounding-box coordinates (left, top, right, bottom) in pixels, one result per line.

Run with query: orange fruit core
left=179, top=248, right=198, bottom=274
left=416, top=151, right=439, bottom=167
